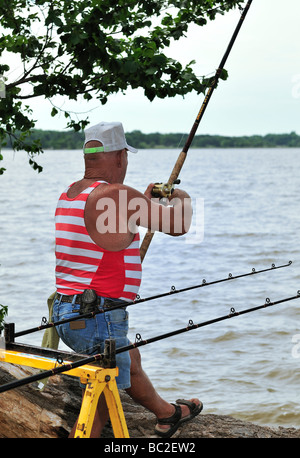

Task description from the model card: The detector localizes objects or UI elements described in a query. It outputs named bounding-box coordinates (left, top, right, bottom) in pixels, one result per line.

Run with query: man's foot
left=155, top=398, right=203, bottom=438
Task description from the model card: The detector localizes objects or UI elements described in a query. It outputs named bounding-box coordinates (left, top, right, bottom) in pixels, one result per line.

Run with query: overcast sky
left=17, top=0, right=300, bottom=136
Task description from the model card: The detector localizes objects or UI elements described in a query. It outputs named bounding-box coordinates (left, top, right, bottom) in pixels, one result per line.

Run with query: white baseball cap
left=83, top=121, right=138, bottom=154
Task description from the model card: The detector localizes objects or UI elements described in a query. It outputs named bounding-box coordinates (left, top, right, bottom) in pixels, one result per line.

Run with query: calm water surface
left=0, top=147, right=299, bottom=428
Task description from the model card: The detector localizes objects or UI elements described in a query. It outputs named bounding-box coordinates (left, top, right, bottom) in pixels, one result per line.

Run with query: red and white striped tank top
left=55, top=181, right=142, bottom=301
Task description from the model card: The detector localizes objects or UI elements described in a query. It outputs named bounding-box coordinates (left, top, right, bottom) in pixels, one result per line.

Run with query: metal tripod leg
left=75, top=367, right=129, bottom=438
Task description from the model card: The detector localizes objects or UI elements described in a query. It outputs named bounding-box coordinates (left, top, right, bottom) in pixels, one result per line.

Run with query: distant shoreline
left=3, top=129, right=300, bottom=150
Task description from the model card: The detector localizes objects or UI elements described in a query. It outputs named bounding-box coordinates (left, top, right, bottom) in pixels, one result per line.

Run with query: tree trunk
left=0, top=362, right=299, bottom=439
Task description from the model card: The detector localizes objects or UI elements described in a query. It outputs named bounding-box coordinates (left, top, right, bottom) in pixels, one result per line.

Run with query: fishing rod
left=140, top=0, right=253, bottom=261
left=118, top=292, right=300, bottom=354
left=1, top=289, right=299, bottom=394
left=12, top=261, right=291, bottom=340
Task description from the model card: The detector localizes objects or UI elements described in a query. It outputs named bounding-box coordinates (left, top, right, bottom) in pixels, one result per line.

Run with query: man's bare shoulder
left=89, top=182, right=145, bottom=202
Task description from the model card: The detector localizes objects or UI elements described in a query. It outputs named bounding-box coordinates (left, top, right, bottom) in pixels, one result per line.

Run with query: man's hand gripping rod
left=139, top=0, right=253, bottom=261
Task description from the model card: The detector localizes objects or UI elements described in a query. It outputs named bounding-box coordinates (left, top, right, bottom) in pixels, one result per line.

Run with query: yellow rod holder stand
left=76, top=367, right=129, bottom=438
left=0, top=344, right=129, bottom=438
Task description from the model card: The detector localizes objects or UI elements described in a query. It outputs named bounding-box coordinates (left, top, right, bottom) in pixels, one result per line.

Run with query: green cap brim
left=84, top=147, right=105, bottom=154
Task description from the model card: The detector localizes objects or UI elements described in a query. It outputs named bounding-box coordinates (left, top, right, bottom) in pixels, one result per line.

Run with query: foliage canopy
left=0, top=0, right=243, bottom=173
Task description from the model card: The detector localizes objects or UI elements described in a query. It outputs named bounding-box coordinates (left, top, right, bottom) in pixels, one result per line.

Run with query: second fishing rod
left=12, top=260, right=292, bottom=340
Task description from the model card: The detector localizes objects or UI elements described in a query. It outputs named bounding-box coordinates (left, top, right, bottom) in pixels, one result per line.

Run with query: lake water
left=0, top=147, right=300, bottom=428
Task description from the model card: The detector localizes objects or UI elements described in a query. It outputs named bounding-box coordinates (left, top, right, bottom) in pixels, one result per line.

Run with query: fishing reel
left=151, top=179, right=181, bottom=199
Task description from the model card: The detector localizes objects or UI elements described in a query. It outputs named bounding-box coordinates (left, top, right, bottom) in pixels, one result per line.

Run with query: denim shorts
left=52, top=295, right=131, bottom=390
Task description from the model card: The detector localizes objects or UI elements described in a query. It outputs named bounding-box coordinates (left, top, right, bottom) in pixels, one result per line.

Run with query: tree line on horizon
left=4, top=130, right=300, bottom=150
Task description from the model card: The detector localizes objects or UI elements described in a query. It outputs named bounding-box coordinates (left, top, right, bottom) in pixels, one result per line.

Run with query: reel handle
left=151, top=179, right=181, bottom=199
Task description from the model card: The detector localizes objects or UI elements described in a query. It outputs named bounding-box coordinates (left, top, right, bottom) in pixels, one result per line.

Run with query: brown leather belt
left=56, top=293, right=82, bottom=304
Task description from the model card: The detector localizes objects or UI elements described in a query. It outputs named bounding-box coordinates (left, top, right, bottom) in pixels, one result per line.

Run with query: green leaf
left=220, top=68, right=229, bottom=80
left=51, top=107, right=58, bottom=117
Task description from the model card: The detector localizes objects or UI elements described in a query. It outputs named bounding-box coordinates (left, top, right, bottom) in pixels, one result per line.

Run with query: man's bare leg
left=125, top=347, right=201, bottom=432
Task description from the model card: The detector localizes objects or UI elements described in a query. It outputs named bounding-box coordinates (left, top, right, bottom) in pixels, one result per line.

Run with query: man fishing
left=52, top=121, right=202, bottom=438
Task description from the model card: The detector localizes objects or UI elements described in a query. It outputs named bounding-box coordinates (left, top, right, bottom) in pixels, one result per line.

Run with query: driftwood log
left=0, top=362, right=299, bottom=439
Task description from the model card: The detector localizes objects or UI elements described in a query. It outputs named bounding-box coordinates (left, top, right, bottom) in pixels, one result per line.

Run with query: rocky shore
left=0, top=362, right=299, bottom=439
